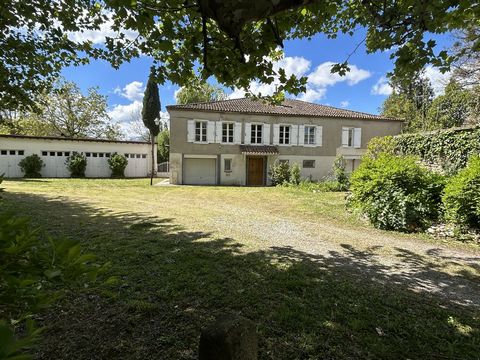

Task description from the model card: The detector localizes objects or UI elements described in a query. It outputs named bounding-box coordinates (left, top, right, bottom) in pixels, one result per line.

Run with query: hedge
left=368, top=126, right=480, bottom=174
left=397, top=126, right=480, bottom=173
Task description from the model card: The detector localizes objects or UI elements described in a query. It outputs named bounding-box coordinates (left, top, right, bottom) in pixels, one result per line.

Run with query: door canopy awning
left=240, top=145, right=279, bottom=155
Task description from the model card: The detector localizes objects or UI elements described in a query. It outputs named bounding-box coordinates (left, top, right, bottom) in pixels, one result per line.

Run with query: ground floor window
left=224, top=158, right=232, bottom=172
left=303, top=160, right=315, bottom=168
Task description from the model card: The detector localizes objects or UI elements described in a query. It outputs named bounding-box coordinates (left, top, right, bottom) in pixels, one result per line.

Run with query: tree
left=9, top=80, right=123, bottom=140
left=157, top=129, right=170, bottom=164
left=381, top=73, right=434, bottom=132
left=127, top=108, right=152, bottom=142
left=0, top=1, right=107, bottom=111
left=142, top=69, right=161, bottom=185
left=2, top=0, right=477, bottom=110
left=176, top=77, right=227, bottom=104
left=427, top=80, right=478, bottom=129
left=451, top=26, right=480, bottom=88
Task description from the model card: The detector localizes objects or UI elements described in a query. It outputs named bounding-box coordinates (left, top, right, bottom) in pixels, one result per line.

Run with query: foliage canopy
left=2, top=0, right=478, bottom=110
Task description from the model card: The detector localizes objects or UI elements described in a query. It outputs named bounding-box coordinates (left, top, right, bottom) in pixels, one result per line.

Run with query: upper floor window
left=251, top=124, right=263, bottom=144
left=304, top=126, right=315, bottom=145
left=195, top=121, right=207, bottom=142
left=222, top=123, right=234, bottom=143
left=279, top=125, right=291, bottom=145
left=342, top=127, right=361, bottom=148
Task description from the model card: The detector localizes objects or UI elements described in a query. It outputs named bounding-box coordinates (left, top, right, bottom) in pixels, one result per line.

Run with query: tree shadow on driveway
left=2, top=192, right=479, bottom=360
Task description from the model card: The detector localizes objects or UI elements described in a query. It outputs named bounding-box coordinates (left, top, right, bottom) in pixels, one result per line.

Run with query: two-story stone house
left=167, top=98, right=402, bottom=186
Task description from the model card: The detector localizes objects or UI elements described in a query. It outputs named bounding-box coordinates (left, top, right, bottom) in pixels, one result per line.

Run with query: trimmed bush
left=349, top=153, right=445, bottom=232
left=65, top=152, right=87, bottom=178
left=332, top=155, right=349, bottom=190
left=443, top=156, right=480, bottom=230
left=108, top=153, right=128, bottom=178
left=19, top=154, right=44, bottom=178
left=290, top=163, right=301, bottom=185
left=269, top=161, right=290, bottom=186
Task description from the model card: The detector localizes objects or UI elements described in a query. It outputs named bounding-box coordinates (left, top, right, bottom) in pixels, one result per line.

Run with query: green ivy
left=394, top=126, right=480, bottom=174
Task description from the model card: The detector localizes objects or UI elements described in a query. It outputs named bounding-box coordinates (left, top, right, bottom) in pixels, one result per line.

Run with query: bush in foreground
left=443, top=156, right=480, bottom=230
left=0, top=208, right=110, bottom=359
left=66, top=152, right=87, bottom=178
left=349, top=153, right=445, bottom=232
left=19, top=154, right=44, bottom=178
left=108, top=153, right=128, bottom=178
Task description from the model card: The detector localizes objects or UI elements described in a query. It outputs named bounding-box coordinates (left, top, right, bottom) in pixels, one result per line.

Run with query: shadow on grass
left=2, top=193, right=479, bottom=360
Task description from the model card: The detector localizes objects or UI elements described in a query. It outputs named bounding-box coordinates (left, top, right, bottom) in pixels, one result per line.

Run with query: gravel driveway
left=206, top=200, right=480, bottom=308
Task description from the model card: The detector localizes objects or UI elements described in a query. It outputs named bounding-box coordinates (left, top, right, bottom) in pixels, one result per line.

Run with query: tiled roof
left=240, top=145, right=279, bottom=155
left=167, top=98, right=401, bottom=121
left=0, top=134, right=150, bottom=145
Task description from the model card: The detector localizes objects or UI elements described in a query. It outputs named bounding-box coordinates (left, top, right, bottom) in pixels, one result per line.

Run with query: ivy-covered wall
left=393, top=126, right=480, bottom=173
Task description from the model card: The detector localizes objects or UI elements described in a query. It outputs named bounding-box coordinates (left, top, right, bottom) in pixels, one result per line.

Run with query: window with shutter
left=279, top=125, right=291, bottom=145
left=195, top=121, right=208, bottom=142
left=222, top=123, right=234, bottom=143
left=251, top=124, right=263, bottom=144
left=342, top=127, right=355, bottom=147
left=304, top=126, right=316, bottom=145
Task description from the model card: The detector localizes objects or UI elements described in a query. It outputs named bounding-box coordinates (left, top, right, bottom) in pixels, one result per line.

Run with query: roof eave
left=167, top=107, right=403, bottom=122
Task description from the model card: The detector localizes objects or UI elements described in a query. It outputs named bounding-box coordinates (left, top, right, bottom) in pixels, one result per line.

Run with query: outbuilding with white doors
left=0, top=135, right=156, bottom=178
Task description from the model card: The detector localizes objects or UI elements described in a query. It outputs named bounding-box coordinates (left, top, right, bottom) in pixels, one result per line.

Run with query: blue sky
left=61, top=27, right=454, bottom=136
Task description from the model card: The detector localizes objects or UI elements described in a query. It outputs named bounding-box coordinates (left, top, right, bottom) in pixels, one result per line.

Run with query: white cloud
left=340, top=100, right=350, bottom=108
left=371, top=67, right=451, bottom=97
left=308, top=62, right=371, bottom=87
left=298, top=88, right=327, bottom=103
left=274, top=56, right=311, bottom=77
left=114, top=81, right=144, bottom=102
left=228, top=57, right=371, bottom=103
left=371, top=76, right=393, bottom=96
left=424, top=65, right=451, bottom=96
left=108, top=100, right=143, bottom=124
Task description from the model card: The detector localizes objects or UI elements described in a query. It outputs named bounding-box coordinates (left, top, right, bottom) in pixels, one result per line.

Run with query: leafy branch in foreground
left=3, top=0, right=477, bottom=109
left=0, top=207, right=111, bottom=359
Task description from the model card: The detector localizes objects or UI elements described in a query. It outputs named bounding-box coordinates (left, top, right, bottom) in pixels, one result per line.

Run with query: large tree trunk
left=150, top=133, right=155, bottom=186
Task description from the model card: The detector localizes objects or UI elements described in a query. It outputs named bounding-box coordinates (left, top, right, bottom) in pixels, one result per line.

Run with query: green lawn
left=2, top=179, right=480, bottom=359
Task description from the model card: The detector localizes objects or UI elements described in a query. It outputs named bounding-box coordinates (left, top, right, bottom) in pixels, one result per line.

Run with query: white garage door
left=124, top=153, right=149, bottom=177
left=0, top=149, right=24, bottom=178
left=184, top=158, right=216, bottom=185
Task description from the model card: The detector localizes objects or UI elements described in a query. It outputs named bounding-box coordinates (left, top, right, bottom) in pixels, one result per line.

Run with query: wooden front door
left=247, top=157, right=264, bottom=186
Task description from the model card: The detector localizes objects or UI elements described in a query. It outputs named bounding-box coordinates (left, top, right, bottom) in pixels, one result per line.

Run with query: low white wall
left=0, top=137, right=155, bottom=178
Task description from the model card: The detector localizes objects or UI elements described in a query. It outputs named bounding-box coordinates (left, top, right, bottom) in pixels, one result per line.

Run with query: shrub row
left=349, top=153, right=480, bottom=232
left=17, top=152, right=128, bottom=178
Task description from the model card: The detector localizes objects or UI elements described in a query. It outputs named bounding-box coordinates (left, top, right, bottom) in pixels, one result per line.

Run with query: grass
left=2, top=179, right=480, bottom=359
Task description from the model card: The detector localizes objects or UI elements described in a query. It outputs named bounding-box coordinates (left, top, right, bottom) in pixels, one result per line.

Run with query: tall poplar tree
left=142, top=68, right=161, bottom=185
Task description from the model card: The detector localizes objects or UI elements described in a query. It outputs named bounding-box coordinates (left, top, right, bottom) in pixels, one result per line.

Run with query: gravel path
left=207, top=201, right=480, bottom=308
